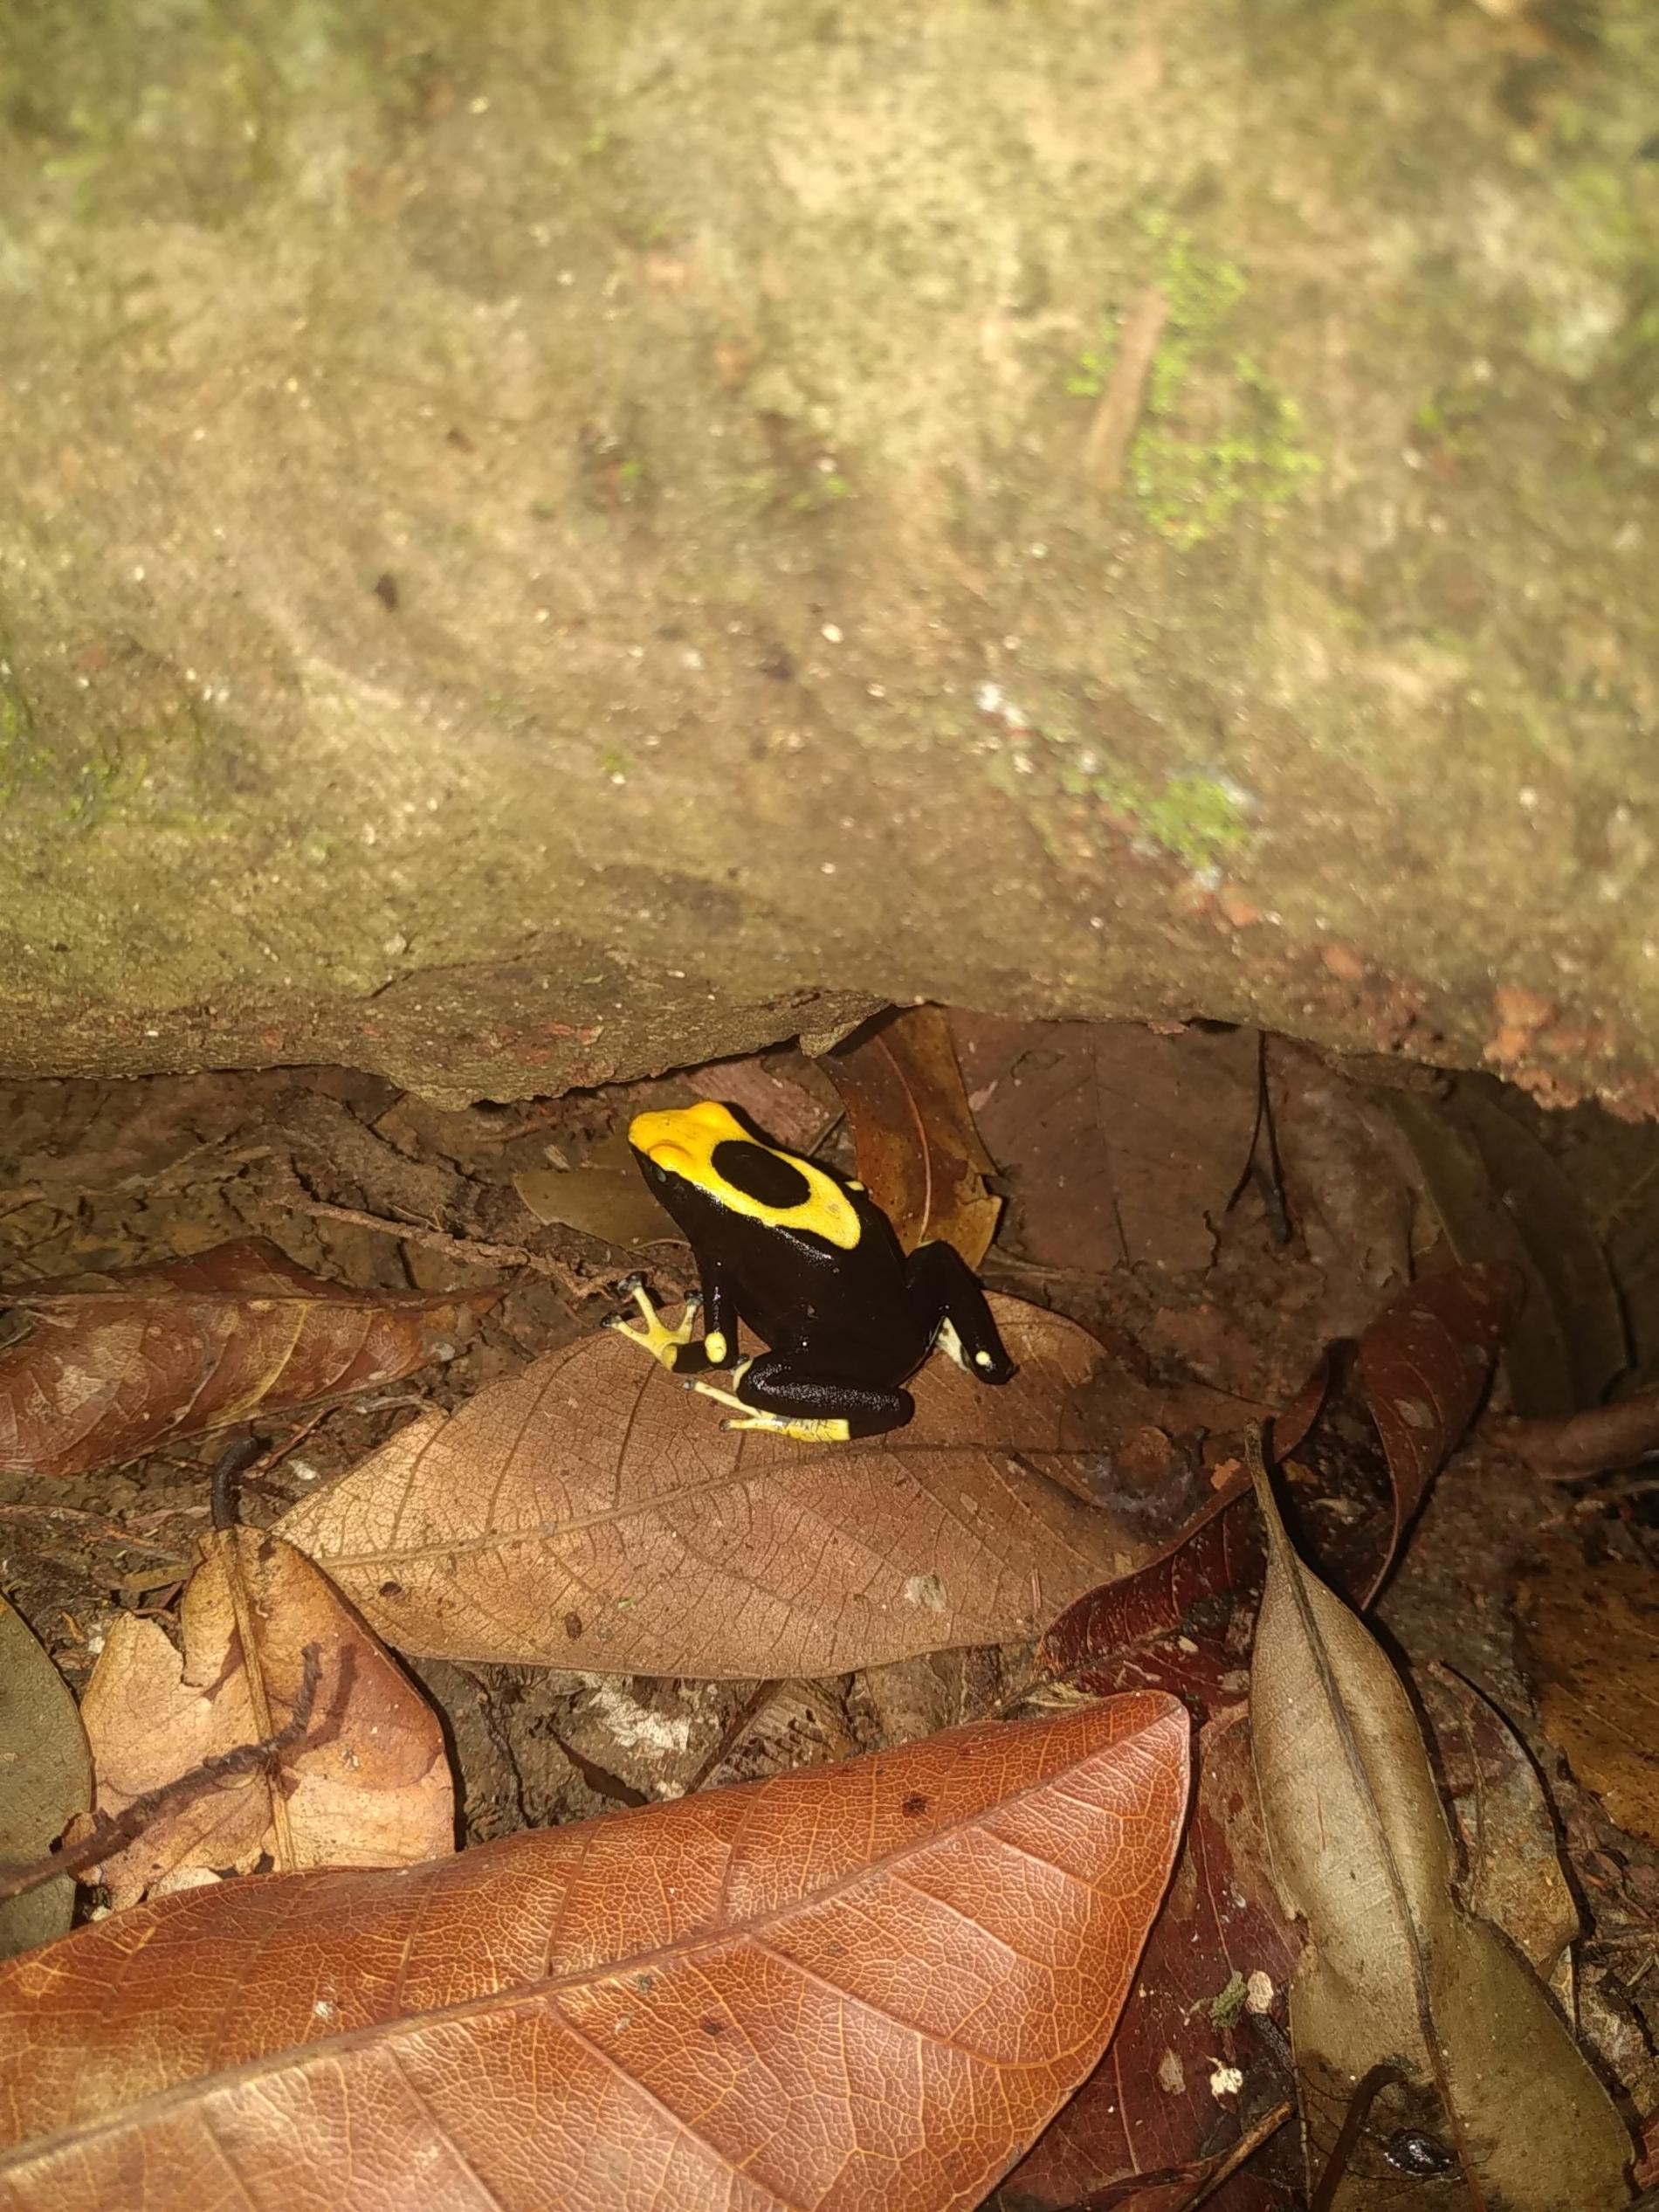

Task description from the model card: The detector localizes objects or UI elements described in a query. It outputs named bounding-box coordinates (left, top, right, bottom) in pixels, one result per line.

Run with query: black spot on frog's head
left=711, top=1139, right=811, bottom=1209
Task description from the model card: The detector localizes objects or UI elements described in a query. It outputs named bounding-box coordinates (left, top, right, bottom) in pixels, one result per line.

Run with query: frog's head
left=628, top=1101, right=859, bottom=1249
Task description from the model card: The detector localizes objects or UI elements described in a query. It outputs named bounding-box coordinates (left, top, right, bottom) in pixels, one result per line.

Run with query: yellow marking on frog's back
left=630, top=1100, right=860, bottom=1250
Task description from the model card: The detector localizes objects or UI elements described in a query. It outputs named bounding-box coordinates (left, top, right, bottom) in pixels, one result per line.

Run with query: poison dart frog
left=604, top=1099, right=1016, bottom=1443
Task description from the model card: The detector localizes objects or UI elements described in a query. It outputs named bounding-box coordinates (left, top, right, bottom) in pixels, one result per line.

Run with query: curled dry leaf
left=0, top=1694, right=1190, bottom=2212
left=0, top=1238, right=498, bottom=1478
left=0, top=1597, right=91, bottom=1961
left=1248, top=1437, right=1632, bottom=2210
left=1504, top=1382, right=1659, bottom=1482
left=825, top=1004, right=1002, bottom=1264
left=1036, top=1487, right=1265, bottom=1713
left=277, top=1297, right=1173, bottom=1679
left=1353, top=1260, right=1519, bottom=1593
left=76, top=1525, right=455, bottom=1908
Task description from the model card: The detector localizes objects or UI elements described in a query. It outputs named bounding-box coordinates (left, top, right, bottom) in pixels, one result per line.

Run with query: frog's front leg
left=604, top=1267, right=735, bottom=1376
left=692, top=1352, right=912, bottom=1444
left=905, top=1241, right=1017, bottom=1384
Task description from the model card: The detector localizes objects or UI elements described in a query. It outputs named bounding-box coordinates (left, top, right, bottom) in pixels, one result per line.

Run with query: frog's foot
left=604, top=1282, right=700, bottom=1371
left=687, top=1379, right=850, bottom=1444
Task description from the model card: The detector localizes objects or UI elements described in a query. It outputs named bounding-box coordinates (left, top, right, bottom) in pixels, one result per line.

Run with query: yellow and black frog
left=605, top=1099, right=1015, bottom=1443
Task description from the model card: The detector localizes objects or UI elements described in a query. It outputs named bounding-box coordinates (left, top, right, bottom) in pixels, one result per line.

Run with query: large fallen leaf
left=1518, top=1533, right=1659, bottom=1849
left=0, top=1239, right=497, bottom=1478
left=76, top=1523, right=455, bottom=1908
left=277, top=1297, right=1186, bottom=1678
left=826, top=1005, right=1002, bottom=1264
left=993, top=1708, right=1301, bottom=2212
left=1248, top=1437, right=1632, bottom=2209
left=0, top=1693, right=1189, bottom=2212
left=0, top=1598, right=91, bottom=1960
left=951, top=1016, right=1260, bottom=1276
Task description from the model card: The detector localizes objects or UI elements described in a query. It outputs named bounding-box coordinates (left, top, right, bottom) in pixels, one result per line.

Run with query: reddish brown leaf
left=827, top=1005, right=1003, bottom=1264
left=0, top=1694, right=1190, bottom=2212
left=993, top=1711, right=1301, bottom=2212
left=1354, top=1260, right=1520, bottom=1585
left=0, top=1239, right=497, bottom=1478
left=1036, top=1491, right=1264, bottom=1712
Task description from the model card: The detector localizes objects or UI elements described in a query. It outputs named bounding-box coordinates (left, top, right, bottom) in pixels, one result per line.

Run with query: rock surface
left=2, top=0, right=1656, bottom=1108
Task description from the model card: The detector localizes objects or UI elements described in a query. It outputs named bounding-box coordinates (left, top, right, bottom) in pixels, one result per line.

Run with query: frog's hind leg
left=692, top=1354, right=912, bottom=1443
left=905, top=1242, right=1017, bottom=1385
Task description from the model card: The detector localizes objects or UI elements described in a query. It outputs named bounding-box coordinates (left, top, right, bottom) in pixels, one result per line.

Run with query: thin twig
left=1083, top=285, right=1170, bottom=494
left=1310, top=2064, right=1409, bottom=2212
left=680, top=1679, right=781, bottom=1797
left=0, top=1501, right=189, bottom=1562
left=0, top=1643, right=324, bottom=1905
left=1187, top=2100, right=1296, bottom=2211
left=293, top=1199, right=611, bottom=1299
left=210, top=1433, right=266, bottom=1532
left=1503, top=1386, right=1659, bottom=1480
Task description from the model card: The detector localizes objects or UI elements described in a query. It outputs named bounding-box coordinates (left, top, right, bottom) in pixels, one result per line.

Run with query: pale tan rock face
left=2, top=0, right=1656, bottom=1110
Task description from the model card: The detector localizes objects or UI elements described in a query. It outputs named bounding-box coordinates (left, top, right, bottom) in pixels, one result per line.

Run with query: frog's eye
left=712, top=1140, right=812, bottom=1211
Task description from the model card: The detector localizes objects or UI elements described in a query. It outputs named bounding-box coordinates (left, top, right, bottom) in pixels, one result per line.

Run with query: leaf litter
left=0, top=1697, right=1190, bottom=2212
left=0, top=1027, right=1655, bottom=2204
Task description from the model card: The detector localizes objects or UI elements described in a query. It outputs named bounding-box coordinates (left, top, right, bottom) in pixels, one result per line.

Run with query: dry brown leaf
left=76, top=1524, right=454, bottom=1908
left=1249, top=1438, right=1632, bottom=2209
left=0, top=1694, right=1190, bottom=2212
left=1519, top=1533, right=1659, bottom=1848
left=277, top=1296, right=1165, bottom=1678
left=951, top=1015, right=1260, bottom=1275
left=0, top=1238, right=497, bottom=1478
left=687, top=1053, right=841, bottom=1154
left=825, top=1005, right=1002, bottom=1264
left=513, top=1127, right=685, bottom=1246
left=0, top=1597, right=90, bottom=1960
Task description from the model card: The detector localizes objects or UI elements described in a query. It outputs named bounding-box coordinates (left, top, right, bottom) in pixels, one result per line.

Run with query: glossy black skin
left=630, top=1144, right=1015, bottom=1437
